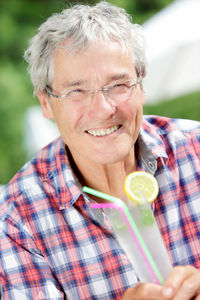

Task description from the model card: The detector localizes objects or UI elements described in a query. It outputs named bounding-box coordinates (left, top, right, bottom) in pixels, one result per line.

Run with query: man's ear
left=37, top=91, right=54, bottom=120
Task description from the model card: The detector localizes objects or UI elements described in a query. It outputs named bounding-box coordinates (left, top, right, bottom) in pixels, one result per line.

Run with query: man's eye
left=113, top=83, right=123, bottom=86
left=68, top=89, right=84, bottom=97
left=111, top=83, right=129, bottom=91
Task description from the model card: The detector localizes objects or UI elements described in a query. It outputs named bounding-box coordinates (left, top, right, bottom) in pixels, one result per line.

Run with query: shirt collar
left=140, top=118, right=169, bottom=160
left=39, top=137, right=82, bottom=210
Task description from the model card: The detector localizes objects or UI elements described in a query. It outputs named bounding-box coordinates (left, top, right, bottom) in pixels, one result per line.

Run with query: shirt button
left=148, top=161, right=155, bottom=170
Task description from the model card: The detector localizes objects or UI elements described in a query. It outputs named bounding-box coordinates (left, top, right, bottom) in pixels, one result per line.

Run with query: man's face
left=39, top=41, right=145, bottom=166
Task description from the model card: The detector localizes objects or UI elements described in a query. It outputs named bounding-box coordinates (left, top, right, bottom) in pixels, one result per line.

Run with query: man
left=0, top=2, right=200, bottom=299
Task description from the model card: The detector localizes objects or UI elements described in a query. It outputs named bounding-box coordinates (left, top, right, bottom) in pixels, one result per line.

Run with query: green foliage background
left=0, top=0, right=199, bottom=184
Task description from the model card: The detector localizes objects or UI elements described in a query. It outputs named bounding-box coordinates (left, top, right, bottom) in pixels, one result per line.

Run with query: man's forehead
left=52, top=40, right=136, bottom=86
left=56, top=38, right=131, bottom=57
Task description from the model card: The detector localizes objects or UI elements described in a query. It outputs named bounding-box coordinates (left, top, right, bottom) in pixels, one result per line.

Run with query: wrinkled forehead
left=46, top=38, right=138, bottom=91
left=51, top=38, right=135, bottom=75
left=51, top=39, right=136, bottom=80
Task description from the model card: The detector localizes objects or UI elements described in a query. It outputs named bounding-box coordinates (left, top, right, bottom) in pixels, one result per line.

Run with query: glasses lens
left=108, top=84, right=134, bottom=102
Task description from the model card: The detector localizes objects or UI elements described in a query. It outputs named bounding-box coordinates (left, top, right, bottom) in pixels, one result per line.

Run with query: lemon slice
left=124, top=171, right=159, bottom=205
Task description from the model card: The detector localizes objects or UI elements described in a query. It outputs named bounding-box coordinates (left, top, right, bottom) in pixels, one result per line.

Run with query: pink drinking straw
left=83, top=186, right=164, bottom=284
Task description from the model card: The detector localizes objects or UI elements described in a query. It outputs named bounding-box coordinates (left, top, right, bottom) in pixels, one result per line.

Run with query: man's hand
left=122, top=265, right=200, bottom=299
left=161, top=265, right=200, bottom=299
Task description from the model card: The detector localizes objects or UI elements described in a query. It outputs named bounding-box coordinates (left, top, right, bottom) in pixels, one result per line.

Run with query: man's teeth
left=87, top=125, right=120, bottom=137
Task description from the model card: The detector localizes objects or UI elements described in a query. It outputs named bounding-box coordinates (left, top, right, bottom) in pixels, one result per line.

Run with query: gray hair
left=24, top=1, right=146, bottom=95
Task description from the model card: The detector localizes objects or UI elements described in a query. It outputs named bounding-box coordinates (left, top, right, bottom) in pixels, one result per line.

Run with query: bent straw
left=83, top=186, right=164, bottom=284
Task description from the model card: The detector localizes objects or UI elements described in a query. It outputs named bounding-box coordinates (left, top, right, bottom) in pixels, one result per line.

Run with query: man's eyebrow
left=61, top=80, right=86, bottom=88
left=108, top=73, right=133, bottom=81
left=61, top=73, right=133, bottom=88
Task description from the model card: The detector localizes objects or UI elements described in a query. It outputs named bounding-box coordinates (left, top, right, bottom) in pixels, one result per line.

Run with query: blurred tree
left=135, top=0, right=173, bottom=12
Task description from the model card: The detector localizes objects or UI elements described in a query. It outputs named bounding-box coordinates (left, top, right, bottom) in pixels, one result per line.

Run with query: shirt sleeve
left=0, top=217, right=64, bottom=299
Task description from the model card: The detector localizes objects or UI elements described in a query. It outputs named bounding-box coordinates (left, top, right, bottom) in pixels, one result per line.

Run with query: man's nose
left=87, top=90, right=116, bottom=120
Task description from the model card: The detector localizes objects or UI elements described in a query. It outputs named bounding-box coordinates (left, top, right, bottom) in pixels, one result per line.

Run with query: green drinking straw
left=82, top=186, right=164, bottom=284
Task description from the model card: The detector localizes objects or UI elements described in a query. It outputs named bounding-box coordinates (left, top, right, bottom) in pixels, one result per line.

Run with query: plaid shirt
left=0, top=115, right=200, bottom=299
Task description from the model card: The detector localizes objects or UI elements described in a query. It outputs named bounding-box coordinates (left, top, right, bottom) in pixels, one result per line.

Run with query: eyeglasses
left=46, top=78, right=142, bottom=105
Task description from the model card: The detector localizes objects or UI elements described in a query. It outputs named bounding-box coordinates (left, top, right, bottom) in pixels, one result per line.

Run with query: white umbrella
left=143, top=0, right=200, bottom=103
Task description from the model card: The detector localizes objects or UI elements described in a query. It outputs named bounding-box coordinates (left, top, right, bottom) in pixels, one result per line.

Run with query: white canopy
left=143, top=0, right=200, bottom=103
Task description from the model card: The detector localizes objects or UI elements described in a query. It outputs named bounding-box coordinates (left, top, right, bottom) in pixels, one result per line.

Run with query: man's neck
left=66, top=146, right=137, bottom=202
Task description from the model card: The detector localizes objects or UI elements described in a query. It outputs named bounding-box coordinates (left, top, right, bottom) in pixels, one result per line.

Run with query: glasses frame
left=45, top=78, right=142, bottom=102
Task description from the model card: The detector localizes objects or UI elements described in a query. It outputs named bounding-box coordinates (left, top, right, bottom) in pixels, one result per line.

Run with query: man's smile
left=86, top=125, right=121, bottom=137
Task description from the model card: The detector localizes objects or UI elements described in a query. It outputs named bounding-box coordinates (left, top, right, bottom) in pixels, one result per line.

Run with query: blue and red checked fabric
left=0, top=115, right=200, bottom=299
